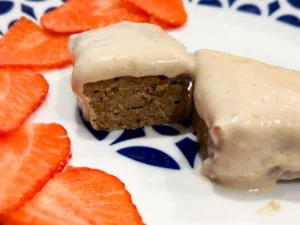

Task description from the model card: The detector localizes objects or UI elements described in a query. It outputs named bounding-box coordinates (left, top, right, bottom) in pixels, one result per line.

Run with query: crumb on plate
left=259, top=200, right=281, bottom=214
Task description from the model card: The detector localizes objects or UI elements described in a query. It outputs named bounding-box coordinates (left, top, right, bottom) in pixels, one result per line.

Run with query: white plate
left=1, top=0, right=300, bottom=225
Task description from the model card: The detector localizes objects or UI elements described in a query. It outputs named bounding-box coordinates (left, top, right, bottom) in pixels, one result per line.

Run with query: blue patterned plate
left=1, top=0, right=300, bottom=224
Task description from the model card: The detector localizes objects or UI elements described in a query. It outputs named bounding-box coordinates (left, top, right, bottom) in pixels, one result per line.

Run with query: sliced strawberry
left=0, top=123, right=71, bottom=215
left=123, top=0, right=187, bottom=27
left=0, top=69, right=49, bottom=134
left=2, top=167, right=145, bottom=225
left=40, top=0, right=150, bottom=34
left=0, top=17, right=71, bottom=70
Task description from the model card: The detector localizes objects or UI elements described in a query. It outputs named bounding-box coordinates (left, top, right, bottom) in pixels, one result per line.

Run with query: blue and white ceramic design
left=79, top=109, right=199, bottom=170
left=1, top=0, right=300, bottom=225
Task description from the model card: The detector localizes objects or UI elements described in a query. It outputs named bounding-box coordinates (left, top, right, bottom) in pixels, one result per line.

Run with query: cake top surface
left=194, top=49, right=300, bottom=128
left=69, top=22, right=195, bottom=92
left=194, top=49, right=300, bottom=190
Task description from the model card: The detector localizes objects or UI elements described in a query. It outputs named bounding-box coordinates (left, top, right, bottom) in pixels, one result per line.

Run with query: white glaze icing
left=69, top=21, right=195, bottom=92
left=194, top=49, right=300, bottom=190
left=68, top=22, right=195, bottom=124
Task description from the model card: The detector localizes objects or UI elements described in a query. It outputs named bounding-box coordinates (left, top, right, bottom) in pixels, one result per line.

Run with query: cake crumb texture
left=83, top=75, right=191, bottom=130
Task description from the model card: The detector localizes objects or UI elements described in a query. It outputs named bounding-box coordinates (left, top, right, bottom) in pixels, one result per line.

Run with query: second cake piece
left=193, top=49, right=300, bottom=190
left=69, top=22, right=195, bottom=130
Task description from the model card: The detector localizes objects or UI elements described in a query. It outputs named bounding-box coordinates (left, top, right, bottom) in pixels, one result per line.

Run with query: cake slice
left=69, top=22, right=195, bottom=130
left=193, top=49, right=300, bottom=190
